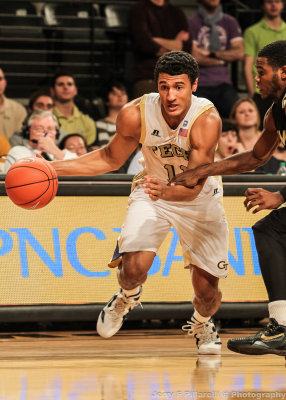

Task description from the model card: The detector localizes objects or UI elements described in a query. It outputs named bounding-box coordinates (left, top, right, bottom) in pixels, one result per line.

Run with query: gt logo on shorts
left=217, top=261, right=228, bottom=270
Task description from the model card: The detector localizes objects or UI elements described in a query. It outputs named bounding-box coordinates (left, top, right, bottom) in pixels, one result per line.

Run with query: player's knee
left=120, top=261, right=147, bottom=286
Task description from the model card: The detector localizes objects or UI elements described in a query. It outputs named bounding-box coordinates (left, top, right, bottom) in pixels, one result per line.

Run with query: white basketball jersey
left=139, top=93, right=214, bottom=184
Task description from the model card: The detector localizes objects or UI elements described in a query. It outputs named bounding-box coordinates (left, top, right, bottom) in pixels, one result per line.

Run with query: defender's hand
left=170, top=169, right=198, bottom=188
left=244, top=188, right=284, bottom=213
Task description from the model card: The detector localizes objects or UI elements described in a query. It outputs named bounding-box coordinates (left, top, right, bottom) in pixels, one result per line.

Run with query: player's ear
left=281, top=65, right=286, bottom=81
left=191, top=78, right=198, bottom=92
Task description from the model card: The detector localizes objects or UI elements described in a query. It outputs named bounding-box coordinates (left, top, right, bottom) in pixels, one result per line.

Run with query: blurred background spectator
left=50, top=72, right=96, bottom=147
left=0, top=134, right=11, bottom=173
left=4, top=110, right=76, bottom=173
left=9, top=89, right=66, bottom=147
left=243, top=0, right=286, bottom=129
left=59, top=133, right=88, bottom=157
left=189, top=0, right=244, bottom=118
left=128, top=0, right=192, bottom=98
left=215, top=119, right=238, bottom=161
left=127, top=145, right=144, bottom=175
left=229, top=98, right=261, bottom=152
left=0, top=67, right=27, bottom=140
left=91, top=81, right=128, bottom=149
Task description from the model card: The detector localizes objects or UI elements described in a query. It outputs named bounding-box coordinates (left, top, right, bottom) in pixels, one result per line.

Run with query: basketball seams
left=6, top=177, right=57, bottom=190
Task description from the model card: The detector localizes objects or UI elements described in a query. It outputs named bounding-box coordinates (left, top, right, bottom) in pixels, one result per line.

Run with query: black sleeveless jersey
left=271, top=88, right=286, bottom=148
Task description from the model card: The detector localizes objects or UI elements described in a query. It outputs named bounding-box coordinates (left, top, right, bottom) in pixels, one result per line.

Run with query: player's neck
left=161, top=108, right=188, bottom=130
left=264, top=15, right=282, bottom=30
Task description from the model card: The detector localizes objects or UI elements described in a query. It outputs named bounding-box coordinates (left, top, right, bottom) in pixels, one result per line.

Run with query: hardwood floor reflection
left=0, top=328, right=284, bottom=399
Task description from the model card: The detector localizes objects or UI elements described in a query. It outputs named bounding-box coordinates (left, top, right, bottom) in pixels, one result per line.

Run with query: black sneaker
left=227, top=318, right=286, bottom=356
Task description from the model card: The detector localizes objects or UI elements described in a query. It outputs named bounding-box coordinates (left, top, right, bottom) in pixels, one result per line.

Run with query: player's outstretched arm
left=171, top=109, right=280, bottom=188
left=50, top=100, right=141, bottom=176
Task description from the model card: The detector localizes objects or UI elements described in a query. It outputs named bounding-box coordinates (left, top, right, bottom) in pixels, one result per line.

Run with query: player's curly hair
left=258, top=40, right=286, bottom=70
left=154, top=51, right=199, bottom=85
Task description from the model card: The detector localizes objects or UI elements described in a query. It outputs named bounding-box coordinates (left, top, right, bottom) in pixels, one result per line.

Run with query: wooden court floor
left=0, top=327, right=285, bottom=400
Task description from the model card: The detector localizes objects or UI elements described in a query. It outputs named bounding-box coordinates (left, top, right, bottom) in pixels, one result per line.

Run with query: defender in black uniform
left=171, top=40, right=286, bottom=357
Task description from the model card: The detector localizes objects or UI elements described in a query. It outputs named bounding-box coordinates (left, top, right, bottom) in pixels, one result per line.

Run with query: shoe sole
left=227, top=343, right=286, bottom=356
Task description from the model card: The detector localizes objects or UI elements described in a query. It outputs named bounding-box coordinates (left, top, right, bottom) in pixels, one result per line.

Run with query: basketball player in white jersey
left=49, top=51, right=229, bottom=355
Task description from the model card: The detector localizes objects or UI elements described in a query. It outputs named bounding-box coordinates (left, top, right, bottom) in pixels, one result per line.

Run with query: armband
left=280, top=186, right=286, bottom=202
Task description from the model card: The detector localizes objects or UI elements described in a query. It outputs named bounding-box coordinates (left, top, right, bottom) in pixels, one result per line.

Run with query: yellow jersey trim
left=139, top=94, right=148, bottom=144
left=187, top=104, right=215, bottom=148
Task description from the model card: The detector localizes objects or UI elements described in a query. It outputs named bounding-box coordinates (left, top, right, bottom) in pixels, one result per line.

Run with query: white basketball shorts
left=117, top=180, right=229, bottom=278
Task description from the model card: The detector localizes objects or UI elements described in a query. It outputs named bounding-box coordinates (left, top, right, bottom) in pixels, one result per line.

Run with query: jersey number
left=164, top=164, right=187, bottom=181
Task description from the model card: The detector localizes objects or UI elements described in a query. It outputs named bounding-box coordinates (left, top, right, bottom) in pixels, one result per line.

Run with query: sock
left=192, top=310, right=210, bottom=324
left=268, top=300, right=286, bottom=327
left=123, top=286, right=142, bottom=299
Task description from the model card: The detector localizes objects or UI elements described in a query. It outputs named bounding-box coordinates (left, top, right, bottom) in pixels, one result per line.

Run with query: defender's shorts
left=112, top=180, right=229, bottom=279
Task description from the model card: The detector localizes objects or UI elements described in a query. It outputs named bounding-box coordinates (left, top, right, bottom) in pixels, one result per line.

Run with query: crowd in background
left=0, top=0, right=286, bottom=175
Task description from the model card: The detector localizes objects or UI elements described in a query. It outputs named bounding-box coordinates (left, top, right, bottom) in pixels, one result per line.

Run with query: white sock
left=268, top=300, right=286, bottom=326
left=123, top=286, right=141, bottom=299
left=192, top=310, right=210, bottom=324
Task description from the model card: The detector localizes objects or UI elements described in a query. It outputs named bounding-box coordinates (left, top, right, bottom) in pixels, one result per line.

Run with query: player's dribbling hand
left=244, top=188, right=284, bottom=213
left=143, top=176, right=166, bottom=201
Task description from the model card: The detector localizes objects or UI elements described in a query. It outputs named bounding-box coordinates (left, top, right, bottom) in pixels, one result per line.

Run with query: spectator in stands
left=189, top=0, right=244, bottom=118
left=4, top=110, right=76, bottom=173
left=230, top=97, right=286, bottom=174
left=91, top=81, right=128, bottom=149
left=244, top=0, right=286, bottom=129
left=0, top=67, right=27, bottom=140
left=0, top=134, right=11, bottom=173
left=59, top=133, right=88, bottom=157
left=128, top=0, right=192, bottom=98
left=229, top=98, right=261, bottom=152
left=50, top=72, right=96, bottom=146
left=215, top=119, right=238, bottom=161
left=9, top=89, right=67, bottom=147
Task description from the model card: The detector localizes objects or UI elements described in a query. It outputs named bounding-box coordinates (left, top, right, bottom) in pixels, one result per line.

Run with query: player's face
left=52, top=76, right=77, bottom=102
left=217, top=130, right=238, bottom=158
left=29, top=116, right=57, bottom=147
left=158, top=73, right=197, bottom=127
left=255, top=57, right=285, bottom=101
left=0, top=69, right=7, bottom=96
left=32, top=96, right=54, bottom=111
left=234, top=101, right=258, bottom=129
left=64, top=135, right=87, bottom=156
left=263, top=0, right=284, bottom=18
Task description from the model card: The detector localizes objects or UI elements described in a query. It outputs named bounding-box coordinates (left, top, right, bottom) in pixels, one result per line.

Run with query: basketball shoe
left=227, top=318, right=286, bottom=356
left=182, top=315, right=222, bottom=354
left=97, top=286, right=142, bottom=338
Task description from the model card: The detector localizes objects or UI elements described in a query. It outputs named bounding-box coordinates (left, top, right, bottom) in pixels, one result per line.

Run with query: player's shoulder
left=117, top=97, right=141, bottom=132
left=120, top=97, right=141, bottom=118
left=192, top=105, right=221, bottom=130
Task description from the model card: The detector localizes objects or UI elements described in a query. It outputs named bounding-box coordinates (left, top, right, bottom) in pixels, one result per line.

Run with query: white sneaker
left=97, top=287, right=142, bottom=338
left=182, top=316, right=222, bottom=355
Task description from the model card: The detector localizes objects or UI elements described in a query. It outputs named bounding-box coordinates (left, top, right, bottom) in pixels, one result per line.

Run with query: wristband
left=280, top=186, right=286, bottom=202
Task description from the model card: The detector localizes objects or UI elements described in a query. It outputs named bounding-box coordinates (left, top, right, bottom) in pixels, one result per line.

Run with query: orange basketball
left=5, top=157, right=58, bottom=210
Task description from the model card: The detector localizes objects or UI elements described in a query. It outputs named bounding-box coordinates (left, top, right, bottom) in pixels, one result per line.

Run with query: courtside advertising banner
left=0, top=196, right=270, bottom=304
